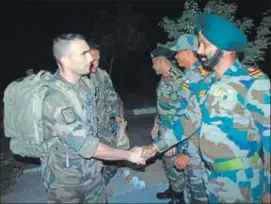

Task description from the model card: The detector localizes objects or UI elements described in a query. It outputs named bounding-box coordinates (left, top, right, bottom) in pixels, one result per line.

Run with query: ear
left=60, top=55, right=69, bottom=67
left=221, top=50, right=232, bottom=59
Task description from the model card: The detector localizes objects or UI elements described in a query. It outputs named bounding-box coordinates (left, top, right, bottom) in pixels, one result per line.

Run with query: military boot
left=167, top=191, right=184, bottom=204
left=156, top=187, right=173, bottom=199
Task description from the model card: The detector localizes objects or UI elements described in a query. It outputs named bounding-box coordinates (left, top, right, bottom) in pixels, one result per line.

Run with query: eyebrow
left=81, top=50, right=90, bottom=55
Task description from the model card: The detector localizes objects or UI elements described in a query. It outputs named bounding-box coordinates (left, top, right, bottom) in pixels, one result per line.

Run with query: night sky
left=1, top=0, right=270, bottom=97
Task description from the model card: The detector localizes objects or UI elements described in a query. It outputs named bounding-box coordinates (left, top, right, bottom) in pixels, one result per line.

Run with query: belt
left=206, top=154, right=260, bottom=172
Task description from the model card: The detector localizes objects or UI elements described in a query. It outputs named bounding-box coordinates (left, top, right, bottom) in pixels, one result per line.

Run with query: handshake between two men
left=127, top=142, right=190, bottom=170
left=116, top=120, right=190, bottom=169
left=114, top=119, right=159, bottom=166
left=126, top=144, right=159, bottom=166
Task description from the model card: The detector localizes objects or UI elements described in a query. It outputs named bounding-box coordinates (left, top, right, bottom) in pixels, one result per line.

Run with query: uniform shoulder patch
left=248, top=67, right=264, bottom=79
left=171, top=67, right=183, bottom=78
left=61, top=107, right=76, bottom=124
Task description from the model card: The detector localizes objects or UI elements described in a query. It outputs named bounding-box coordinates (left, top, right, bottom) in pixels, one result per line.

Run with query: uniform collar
left=55, top=71, right=81, bottom=88
left=221, top=60, right=246, bottom=78
left=184, top=61, right=201, bottom=74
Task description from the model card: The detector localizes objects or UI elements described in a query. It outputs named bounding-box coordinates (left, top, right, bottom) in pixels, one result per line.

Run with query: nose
left=197, top=43, right=204, bottom=56
left=86, top=52, right=93, bottom=63
left=175, top=53, right=178, bottom=60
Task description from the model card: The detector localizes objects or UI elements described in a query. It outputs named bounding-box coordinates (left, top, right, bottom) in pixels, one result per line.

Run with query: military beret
left=170, top=34, right=198, bottom=51
left=196, top=13, right=248, bottom=52
left=150, top=47, right=174, bottom=60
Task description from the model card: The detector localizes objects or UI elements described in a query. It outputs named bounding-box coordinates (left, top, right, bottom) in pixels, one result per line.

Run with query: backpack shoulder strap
left=40, top=77, right=82, bottom=115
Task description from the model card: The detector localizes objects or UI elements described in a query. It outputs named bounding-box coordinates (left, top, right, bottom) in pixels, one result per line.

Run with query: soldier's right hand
left=164, top=147, right=176, bottom=157
left=151, top=124, right=159, bottom=139
left=141, top=144, right=158, bottom=160
left=127, top=146, right=146, bottom=165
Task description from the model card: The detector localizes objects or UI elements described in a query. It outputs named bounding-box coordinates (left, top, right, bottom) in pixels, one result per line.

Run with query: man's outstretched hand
left=127, top=146, right=146, bottom=165
left=126, top=144, right=159, bottom=166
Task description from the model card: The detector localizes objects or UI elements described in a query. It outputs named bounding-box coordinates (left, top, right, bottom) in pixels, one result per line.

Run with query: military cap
left=170, top=34, right=198, bottom=51
left=196, top=13, right=247, bottom=52
left=150, top=47, right=174, bottom=60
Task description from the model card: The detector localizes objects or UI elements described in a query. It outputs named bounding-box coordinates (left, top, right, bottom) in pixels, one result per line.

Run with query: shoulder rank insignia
left=248, top=67, right=264, bottom=79
left=198, top=66, right=208, bottom=77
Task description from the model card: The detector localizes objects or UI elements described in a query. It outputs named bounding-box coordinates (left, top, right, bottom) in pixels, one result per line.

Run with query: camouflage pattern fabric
left=154, top=61, right=210, bottom=151
left=155, top=66, right=186, bottom=192
left=174, top=61, right=209, bottom=202
left=41, top=72, right=105, bottom=203
left=90, top=68, right=124, bottom=185
left=182, top=132, right=207, bottom=203
left=102, top=161, right=118, bottom=185
left=197, top=61, right=270, bottom=203
left=163, top=154, right=186, bottom=193
left=90, top=68, right=123, bottom=145
left=154, top=61, right=212, bottom=202
left=46, top=173, right=106, bottom=203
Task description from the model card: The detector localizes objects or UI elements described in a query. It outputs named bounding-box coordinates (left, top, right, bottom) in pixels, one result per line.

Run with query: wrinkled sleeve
left=43, top=91, right=99, bottom=159
left=153, top=117, right=195, bottom=153
left=246, top=77, right=271, bottom=193
left=103, top=71, right=123, bottom=117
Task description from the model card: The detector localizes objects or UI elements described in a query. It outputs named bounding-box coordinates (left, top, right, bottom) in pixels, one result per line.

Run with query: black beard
left=199, top=49, right=224, bottom=71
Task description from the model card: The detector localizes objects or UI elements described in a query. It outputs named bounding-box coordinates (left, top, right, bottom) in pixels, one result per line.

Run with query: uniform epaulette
left=170, top=67, right=183, bottom=78
left=248, top=67, right=264, bottom=79
left=198, top=66, right=208, bottom=77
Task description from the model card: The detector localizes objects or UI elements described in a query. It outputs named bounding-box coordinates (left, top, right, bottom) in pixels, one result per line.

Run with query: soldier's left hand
left=262, top=192, right=271, bottom=204
left=175, top=154, right=190, bottom=170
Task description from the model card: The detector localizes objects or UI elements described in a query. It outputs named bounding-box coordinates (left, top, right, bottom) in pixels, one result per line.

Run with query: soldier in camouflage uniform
left=89, top=45, right=125, bottom=195
left=41, top=33, right=146, bottom=203
left=169, top=34, right=208, bottom=203
left=194, top=13, right=270, bottom=203
left=144, top=13, right=270, bottom=203
left=150, top=47, right=185, bottom=204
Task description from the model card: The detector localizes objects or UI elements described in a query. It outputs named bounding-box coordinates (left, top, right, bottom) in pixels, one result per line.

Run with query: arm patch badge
left=61, top=107, right=76, bottom=124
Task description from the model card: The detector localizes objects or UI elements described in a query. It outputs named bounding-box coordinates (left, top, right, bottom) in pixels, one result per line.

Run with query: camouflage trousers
left=102, top=161, right=118, bottom=185
left=45, top=173, right=107, bottom=203
left=163, top=154, right=186, bottom=193
left=203, top=158, right=264, bottom=203
left=183, top=139, right=207, bottom=203
left=98, top=129, right=119, bottom=186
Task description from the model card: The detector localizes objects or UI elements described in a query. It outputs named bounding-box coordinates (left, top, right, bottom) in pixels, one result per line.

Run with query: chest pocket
left=207, top=84, right=250, bottom=125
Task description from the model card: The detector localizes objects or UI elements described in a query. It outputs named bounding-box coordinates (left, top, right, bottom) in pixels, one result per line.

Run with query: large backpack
left=3, top=70, right=91, bottom=158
